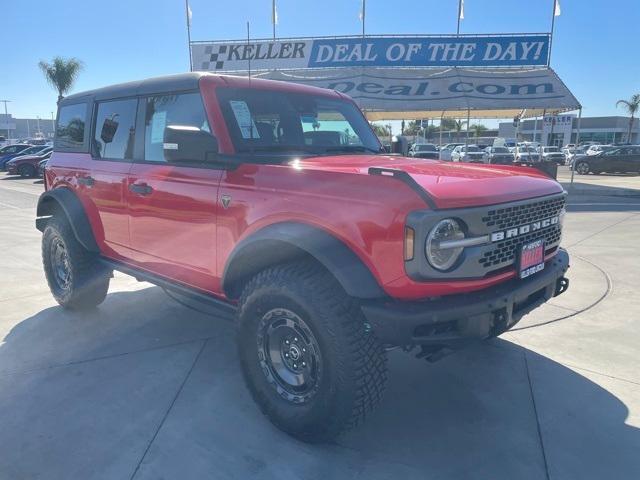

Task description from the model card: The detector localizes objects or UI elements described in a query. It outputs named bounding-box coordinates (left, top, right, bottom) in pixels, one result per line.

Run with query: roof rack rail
left=368, top=167, right=437, bottom=209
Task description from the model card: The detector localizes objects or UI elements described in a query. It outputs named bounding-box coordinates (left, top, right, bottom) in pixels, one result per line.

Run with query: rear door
left=126, top=91, right=223, bottom=292
left=87, top=98, right=138, bottom=258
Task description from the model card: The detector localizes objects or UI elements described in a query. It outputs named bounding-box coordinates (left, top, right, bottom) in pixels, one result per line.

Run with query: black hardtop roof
left=60, top=72, right=339, bottom=105
left=61, top=72, right=209, bottom=104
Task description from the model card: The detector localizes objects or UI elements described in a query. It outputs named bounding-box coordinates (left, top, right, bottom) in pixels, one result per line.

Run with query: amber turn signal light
left=404, top=227, right=415, bottom=261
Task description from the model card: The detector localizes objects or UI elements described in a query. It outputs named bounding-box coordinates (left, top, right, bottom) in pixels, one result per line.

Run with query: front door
left=126, top=92, right=223, bottom=292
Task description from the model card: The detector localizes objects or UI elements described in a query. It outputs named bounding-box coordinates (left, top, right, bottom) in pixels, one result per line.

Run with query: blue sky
left=2, top=0, right=639, bottom=122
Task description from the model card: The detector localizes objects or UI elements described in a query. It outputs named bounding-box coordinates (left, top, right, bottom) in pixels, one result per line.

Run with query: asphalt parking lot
left=0, top=169, right=639, bottom=480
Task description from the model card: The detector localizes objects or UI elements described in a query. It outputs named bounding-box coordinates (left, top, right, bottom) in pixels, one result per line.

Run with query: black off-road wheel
left=42, top=216, right=111, bottom=310
left=237, top=262, right=387, bottom=443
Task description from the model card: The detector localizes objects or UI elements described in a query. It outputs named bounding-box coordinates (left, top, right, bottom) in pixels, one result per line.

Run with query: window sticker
left=229, top=100, right=260, bottom=139
left=151, top=111, right=167, bottom=144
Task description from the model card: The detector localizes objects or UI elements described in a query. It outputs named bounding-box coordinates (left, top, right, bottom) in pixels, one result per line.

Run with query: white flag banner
left=459, top=0, right=465, bottom=19
left=187, top=3, right=192, bottom=25
left=272, top=0, right=278, bottom=25
left=554, top=0, right=561, bottom=16
left=253, top=67, right=580, bottom=116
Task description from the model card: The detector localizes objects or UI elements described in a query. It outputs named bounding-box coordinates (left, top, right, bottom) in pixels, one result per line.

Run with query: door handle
left=77, top=176, right=95, bottom=187
left=129, top=183, right=153, bottom=195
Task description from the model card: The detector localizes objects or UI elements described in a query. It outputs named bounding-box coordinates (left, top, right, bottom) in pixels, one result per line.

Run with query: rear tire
left=237, top=261, right=387, bottom=443
left=42, top=216, right=111, bottom=310
left=18, top=164, right=35, bottom=178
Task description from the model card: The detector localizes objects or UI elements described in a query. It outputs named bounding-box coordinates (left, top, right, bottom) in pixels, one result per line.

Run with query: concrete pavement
left=0, top=173, right=639, bottom=479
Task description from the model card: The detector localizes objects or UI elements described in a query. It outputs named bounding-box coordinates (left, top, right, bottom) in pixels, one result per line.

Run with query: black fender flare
left=36, top=188, right=100, bottom=253
left=222, top=222, right=386, bottom=300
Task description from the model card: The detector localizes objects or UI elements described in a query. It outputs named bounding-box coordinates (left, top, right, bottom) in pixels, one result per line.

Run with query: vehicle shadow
left=0, top=287, right=638, bottom=479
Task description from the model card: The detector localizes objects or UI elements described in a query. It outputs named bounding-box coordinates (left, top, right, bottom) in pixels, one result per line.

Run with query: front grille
left=482, top=196, right=566, bottom=230
left=479, top=225, right=561, bottom=268
left=477, top=195, right=565, bottom=272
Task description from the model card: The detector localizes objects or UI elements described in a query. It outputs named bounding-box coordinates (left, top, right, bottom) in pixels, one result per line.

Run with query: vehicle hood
left=295, top=155, right=563, bottom=209
left=7, top=153, right=44, bottom=164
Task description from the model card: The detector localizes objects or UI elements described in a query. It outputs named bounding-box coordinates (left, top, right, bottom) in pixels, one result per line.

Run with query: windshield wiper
left=237, top=145, right=313, bottom=154
left=321, top=145, right=382, bottom=154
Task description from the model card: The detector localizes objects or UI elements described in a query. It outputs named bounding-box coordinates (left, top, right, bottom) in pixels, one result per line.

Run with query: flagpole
left=549, top=0, right=558, bottom=65
left=185, top=0, right=193, bottom=71
left=456, top=0, right=462, bottom=35
left=272, top=0, right=276, bottom=40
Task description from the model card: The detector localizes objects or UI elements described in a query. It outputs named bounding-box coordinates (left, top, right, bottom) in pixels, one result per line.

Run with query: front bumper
left=361, top=249, right=569, bottom=348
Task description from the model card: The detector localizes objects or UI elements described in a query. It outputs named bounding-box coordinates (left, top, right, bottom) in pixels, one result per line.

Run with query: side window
left=144, top=92, right=211, bottom=163
left=55, top=103, right=87, bottom=151
left=93, top=99, right=138, bottom=160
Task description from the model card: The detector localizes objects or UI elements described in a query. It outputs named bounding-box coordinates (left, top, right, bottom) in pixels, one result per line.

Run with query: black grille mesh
left=479, top=225, right=562, bottom=268
left=482, top=196, right=566, bottom=230
left=478, top=195, right=565, bottom=271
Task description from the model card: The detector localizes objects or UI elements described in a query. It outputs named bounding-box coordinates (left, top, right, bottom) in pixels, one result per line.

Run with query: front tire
left=575, top=161, right=590, bottom=175
left=42, top=216, right=111, bottom=310
left=237, top=262, right=387, bottom=443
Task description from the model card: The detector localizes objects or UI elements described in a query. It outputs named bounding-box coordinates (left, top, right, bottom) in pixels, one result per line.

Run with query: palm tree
left=616, top=94, right=640, bottom=143
left=469, top=123, right=488, bottom=138
left=38, top=57, right=84, bottom=103
left=454, top=119, right=467, bottom=141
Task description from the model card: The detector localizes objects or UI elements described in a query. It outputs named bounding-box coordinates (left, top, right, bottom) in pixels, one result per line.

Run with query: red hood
left=294, top=155, right=563, bottom=209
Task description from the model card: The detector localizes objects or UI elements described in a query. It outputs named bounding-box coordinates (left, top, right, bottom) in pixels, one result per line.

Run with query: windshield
left=416, top=144, right=436, bottom=151
left=492, top=147, right=510, bottom=153
left=464, top=146, right=480, bottom=152
left=216, top=87, right=381, bottom=156
left=543, top=147, right=559, bottom=152
left=19, top=146, right=45, bottom=155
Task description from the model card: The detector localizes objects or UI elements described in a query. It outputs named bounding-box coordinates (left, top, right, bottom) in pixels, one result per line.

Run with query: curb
left=560, top=183, right=640, bottom=198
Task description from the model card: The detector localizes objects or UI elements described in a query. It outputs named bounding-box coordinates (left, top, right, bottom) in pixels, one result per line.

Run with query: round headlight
left=426, top=219, right=465, bottom=270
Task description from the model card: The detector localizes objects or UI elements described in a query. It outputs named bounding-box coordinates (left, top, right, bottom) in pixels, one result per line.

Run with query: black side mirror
left=100, top=117, right=119, bottom=143
left=163, top=125, right=219, bottom=163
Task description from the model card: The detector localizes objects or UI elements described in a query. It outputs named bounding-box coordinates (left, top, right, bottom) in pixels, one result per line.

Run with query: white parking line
left=569, top=203, right=640, bottom=206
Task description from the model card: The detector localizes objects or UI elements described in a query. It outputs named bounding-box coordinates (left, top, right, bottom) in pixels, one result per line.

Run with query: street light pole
left=1, top=100, right=11, bottom=140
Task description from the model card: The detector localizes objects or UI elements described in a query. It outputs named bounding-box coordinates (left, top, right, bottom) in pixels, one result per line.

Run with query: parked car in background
left=6, top=147, right=53, bottom=177
left=438, top=143, right=464, bottom=160
left=408, top=143, right=439, bottom=159
left=573, top=145, right=640, bottom=174
left=451, top=144, right=486, bottom=163
left=1, top=144, right=50, bottom=168
left=484, top=146, right=515, bottom=164
left=586, top=144, right=607, bottom=155
left=515, top=145, right=541, bottom=162
left=539, top=146, right=566, bottom=165
left=0, top=143, right=33, bottom=169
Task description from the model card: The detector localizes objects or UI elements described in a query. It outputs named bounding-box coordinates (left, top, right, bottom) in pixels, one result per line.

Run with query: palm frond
left=38, top=56, right=84, bottom=100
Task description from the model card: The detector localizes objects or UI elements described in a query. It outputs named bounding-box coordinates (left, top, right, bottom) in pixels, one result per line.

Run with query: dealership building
left=0, top=114, right=55, bottom=141
left=498, top=115, right=639, bottom=147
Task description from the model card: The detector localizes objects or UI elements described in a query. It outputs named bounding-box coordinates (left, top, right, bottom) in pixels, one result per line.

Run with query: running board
left=98, top=257, right=236, bottom=315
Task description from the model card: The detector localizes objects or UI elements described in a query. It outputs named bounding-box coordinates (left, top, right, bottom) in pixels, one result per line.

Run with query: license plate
left=519, top=239, right=545, bottom=279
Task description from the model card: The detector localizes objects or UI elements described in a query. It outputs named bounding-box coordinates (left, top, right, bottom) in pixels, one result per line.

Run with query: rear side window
left=143, top=93, right=211, bottom=163
left=55, top=103, right=88, bottom=151
left=93, top=99, right=138, bottom=160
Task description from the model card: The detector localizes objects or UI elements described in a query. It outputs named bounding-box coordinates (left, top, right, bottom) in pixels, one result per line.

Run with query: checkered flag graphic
left=200, top=45, right=228, bottom=70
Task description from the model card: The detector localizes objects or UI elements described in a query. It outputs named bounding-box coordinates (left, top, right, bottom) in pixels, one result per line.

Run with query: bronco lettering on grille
left=490, top=215, right=559, bottom=242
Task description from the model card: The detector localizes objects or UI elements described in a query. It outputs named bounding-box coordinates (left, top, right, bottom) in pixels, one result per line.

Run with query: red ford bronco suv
left=37, top=73, right=569, bottom=442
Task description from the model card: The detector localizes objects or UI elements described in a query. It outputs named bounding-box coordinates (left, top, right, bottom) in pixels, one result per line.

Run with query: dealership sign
left=192, top=34, right=550, bottom=71
left=254, top=67, right=579, bottom=112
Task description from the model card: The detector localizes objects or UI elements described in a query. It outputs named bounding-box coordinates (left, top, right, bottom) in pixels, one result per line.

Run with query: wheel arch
left=36, top=188, right=100, bottom=253
left=222, top=222, right=386, bottom=300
